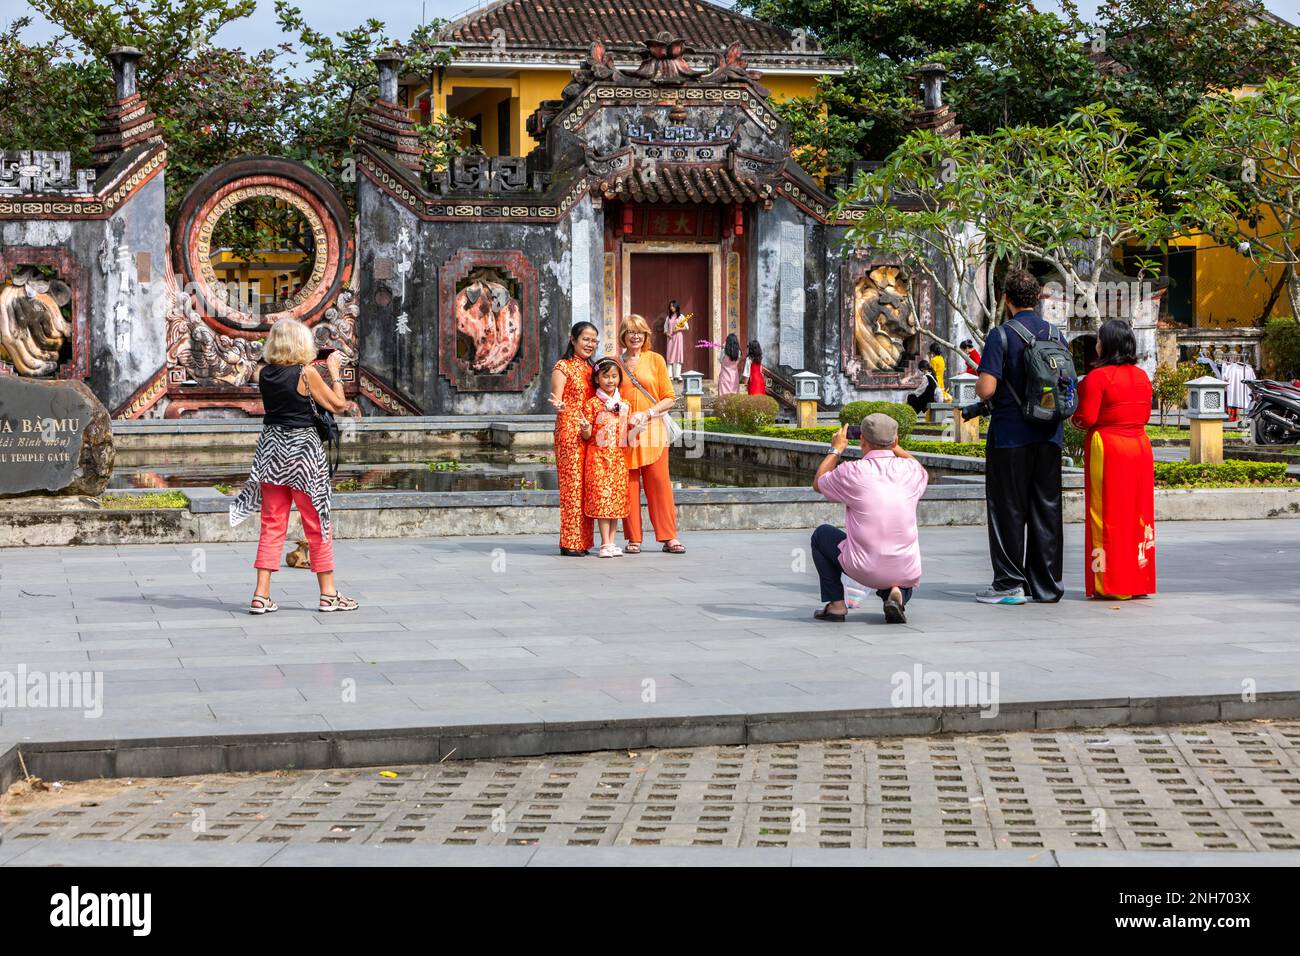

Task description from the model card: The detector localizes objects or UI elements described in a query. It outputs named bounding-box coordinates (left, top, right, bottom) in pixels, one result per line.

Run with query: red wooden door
left=629, top=252, right=710, bottom=375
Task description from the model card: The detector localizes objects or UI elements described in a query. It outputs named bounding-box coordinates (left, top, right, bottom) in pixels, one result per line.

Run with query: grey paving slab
left=4, top=841, right=284, bottom=867
left=0, top=522, right=1297, bottom=751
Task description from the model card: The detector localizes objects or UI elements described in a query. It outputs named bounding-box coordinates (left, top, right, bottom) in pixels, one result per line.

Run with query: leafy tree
left=833, top=130, right=1007, bottom=350
left=1263, top=317, right=1300, bottom=377
left=1091, top=0, right=1300, bottom=138
left=740, top=0, right=1098, bottom=169
left=836, top=105, right=1189, bottom=347
left=0, top=18, right=110, bottom=164
left=4, top=0, right=471, bottom=238
left=1182, top=69, right=1300, bottom=324
left=1152, top=360, right=1204, bottom=424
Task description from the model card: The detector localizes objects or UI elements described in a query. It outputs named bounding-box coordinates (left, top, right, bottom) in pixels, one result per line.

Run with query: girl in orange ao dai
left=581, top=358, right=634, bottom=558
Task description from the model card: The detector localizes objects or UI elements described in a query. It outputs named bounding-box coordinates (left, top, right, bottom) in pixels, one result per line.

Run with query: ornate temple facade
left=355, top=36, right=946, bottom=416
left=0, top=34, right=954, bottom=419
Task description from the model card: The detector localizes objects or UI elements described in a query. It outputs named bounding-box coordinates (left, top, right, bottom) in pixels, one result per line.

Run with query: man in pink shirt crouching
left=811, top=412, right=928, bottom=624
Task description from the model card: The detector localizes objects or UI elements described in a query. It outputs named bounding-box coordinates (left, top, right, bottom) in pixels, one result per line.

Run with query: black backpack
left=995, top=319, right=1079, bottom=426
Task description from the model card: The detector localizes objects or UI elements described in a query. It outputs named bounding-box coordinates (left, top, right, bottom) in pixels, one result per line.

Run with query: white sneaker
left=599, top=544, right=617, bottom=558
left=610, top=545, right=624, bottom=556
left=975, top=586, right=1027, bottom=605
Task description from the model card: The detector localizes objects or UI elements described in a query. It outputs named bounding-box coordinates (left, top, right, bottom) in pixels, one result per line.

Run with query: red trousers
left=255, top=483, right=333, bottom=573
left=622, top=451, right=678, bottom=543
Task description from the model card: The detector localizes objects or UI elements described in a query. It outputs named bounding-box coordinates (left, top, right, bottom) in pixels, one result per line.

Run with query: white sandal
left=319, top=592, right=359, bottom=612
left=249, top=594, right=279, bottom=615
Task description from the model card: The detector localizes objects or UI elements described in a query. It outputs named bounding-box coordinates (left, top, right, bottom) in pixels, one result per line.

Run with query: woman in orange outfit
left=616, top=314, right=685, bottom=554
left=1071, top=319, right=1156, bottom=599
left=549, top=321, right=598, bottom=556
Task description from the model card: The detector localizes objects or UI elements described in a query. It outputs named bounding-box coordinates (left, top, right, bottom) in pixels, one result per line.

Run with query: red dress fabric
left=1071, top=364, right=1157, bottom=599
left=582, top=395, right=630, bottom=519
left=553, top=358, right=595, bottom=551
left=747, top=362, right=767, bottom=395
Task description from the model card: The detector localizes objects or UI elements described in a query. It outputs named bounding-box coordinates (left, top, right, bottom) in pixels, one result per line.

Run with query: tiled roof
left=600, top=164, right=773, bottom=203
left=441, top=0, right=822, bottom=54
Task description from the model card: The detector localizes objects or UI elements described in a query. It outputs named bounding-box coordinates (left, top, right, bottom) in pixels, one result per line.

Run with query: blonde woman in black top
left=231, top=318, right=357, bottom=614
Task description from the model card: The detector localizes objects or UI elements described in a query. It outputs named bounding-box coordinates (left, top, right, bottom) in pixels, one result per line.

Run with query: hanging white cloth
left=1222, top=362, right=1254, bottom=410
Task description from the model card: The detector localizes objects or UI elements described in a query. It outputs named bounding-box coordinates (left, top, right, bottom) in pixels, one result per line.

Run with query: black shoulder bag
left=303, top=367, right=342, bottom=477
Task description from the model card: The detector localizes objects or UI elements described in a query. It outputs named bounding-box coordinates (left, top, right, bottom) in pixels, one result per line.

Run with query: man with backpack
left=972, top=269, right=1076, bottom=605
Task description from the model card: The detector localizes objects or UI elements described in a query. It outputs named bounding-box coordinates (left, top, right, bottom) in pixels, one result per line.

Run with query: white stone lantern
left=793, top=371, right=821, bottom=427
left=949, top=371, right=978, bottom=407
left=948, top=371, right=980, bottom=442
left=1185, top=376, right=1227, bottom=421
left=793, top=371, right=822, bottom=401
left=1185, top=375, right=1227, bottom=464
left=681, top=370, right=704, bottom=420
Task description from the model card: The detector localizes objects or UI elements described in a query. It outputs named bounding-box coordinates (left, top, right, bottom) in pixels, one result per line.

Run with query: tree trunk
left=1288, top=268, right=1300, bottom=326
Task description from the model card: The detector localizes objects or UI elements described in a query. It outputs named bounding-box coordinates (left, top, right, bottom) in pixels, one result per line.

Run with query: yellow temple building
left=396, top=0, right=846, bottom=159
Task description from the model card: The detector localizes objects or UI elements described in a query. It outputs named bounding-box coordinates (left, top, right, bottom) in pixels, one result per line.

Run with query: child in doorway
left=580, top=358, right=633, bottom=557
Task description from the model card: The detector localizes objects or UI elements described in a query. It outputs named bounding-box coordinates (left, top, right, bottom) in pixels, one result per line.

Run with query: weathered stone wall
left=357, top=175, right=597, bottom=414
left=0, top=161, right=167, bottom=414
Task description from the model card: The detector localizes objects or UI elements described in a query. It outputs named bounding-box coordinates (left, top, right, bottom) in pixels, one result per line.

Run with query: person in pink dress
left=663, top=300, right=686, bottom=380
left=705, top=333, right=743, bottom=396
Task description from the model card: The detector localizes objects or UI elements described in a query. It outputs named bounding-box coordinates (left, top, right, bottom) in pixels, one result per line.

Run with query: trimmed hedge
left=839, top=400, right=917, bottom=441
left=715, top=394, right=779, bottom=433
left=906, top=439, right=987, bottom=458
left=1154, top=460, right=1292, bottom=487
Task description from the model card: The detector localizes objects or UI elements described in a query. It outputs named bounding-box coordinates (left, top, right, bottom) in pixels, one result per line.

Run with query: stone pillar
left=92, top=46, right=162, bottom=173
left=360, top=51, right=424, bottom=172
left=110, top=45, right=140, bottom=99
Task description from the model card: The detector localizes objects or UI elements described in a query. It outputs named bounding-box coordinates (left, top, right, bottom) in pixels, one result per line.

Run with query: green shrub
left=759, top=425, right=839, bottom=442
left=905, top=439, right=987, bottom=458
left=839, top=400, right=917, bottom=441
left=715, top=394, right=779, bottom=433
left=1264, top=318, right=1300, bottom=378
left=1154, top=460, right=1292, bottom=487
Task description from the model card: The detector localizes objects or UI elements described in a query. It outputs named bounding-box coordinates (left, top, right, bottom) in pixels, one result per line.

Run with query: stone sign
left=0, top=377, right=113, bottom=497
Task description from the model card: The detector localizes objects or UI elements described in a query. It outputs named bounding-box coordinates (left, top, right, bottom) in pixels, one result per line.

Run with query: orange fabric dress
left=583, top=394, right=630, bottom=519
left=617, top=350, right=679, bottom=542
left=553, top=357, right=595, bottom=551
left=1071, top=363, right=1157, bottom=599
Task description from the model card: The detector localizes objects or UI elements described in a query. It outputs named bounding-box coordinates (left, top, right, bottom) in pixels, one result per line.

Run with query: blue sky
left=3, top=0, right=1297, bottom=53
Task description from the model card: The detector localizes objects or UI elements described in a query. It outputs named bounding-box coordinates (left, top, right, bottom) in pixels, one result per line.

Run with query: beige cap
left=860, top=413, right=898, bottom=446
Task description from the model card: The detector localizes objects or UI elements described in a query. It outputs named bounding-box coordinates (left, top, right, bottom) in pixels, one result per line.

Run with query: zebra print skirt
left=229, top=424, right=333, bottom=541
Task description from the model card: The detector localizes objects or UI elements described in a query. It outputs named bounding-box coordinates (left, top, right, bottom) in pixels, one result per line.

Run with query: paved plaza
left=3, top=721, right=1299, bottom=865
left=0, top=519, right=1298, bottom=758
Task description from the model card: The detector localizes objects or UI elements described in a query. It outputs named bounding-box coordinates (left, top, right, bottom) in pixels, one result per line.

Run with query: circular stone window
left=172, top=157, right=353, bottom=333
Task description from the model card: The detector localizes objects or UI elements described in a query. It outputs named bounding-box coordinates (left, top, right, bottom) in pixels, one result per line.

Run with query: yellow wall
left=452, top=86, right=513, bottom=153
left=1183, top=229, right=1294, bottom=328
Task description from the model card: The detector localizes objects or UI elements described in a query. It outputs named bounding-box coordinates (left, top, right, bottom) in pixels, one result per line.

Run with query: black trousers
left=810, top=524, right=914, bottom=605
left=985, top=443, right=1064, bottom=601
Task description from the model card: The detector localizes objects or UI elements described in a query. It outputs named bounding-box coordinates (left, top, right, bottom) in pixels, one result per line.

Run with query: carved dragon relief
left=0, top=267, right=73, bottom=377
left=852, top=265, right=918, bottom=373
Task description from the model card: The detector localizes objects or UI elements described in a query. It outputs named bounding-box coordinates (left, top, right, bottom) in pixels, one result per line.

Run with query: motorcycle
left=1244, top=378, right=1300, bottom=445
